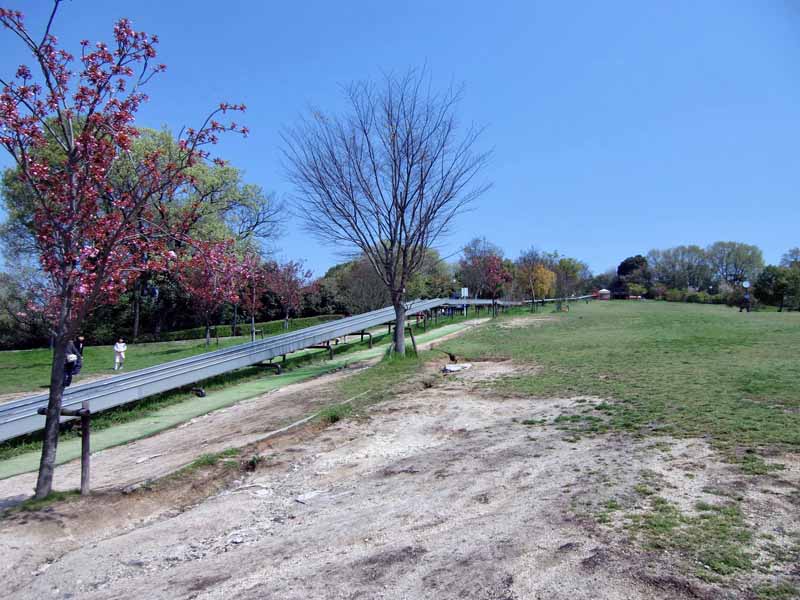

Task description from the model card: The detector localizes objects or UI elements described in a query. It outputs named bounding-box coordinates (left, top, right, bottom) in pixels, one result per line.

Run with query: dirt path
left=1, top=359, right=764, bottom=600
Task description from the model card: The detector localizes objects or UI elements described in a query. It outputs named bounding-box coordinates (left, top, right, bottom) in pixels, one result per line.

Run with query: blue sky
left=1, top=1, right=799, bottom=276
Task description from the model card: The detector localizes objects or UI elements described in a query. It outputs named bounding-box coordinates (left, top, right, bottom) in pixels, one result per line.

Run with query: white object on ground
left=442, top=363, right=472, bottom=373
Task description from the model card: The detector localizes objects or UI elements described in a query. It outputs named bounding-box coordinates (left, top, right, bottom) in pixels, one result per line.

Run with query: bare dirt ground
left=3, top=355, right=796, bottom=599
left=496, top=316, right=557, bottom=329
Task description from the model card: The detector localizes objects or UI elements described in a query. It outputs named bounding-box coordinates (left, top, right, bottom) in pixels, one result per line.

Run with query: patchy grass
left=336, top=351, right=434, bottom=411
left=628, top=497, right=753, bottom=579
left=179, top=447, right=242, bottom=475
left=754, top=582, right=800, bottom=600
left=317, top=403, right=354, bottom=424
left=444, top=301, right=800, bottom=461
left=1, top=489, right=81, bottom=518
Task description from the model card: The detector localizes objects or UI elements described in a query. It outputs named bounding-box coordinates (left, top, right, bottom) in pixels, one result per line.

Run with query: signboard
left=460, top=287, right=469, bottom=298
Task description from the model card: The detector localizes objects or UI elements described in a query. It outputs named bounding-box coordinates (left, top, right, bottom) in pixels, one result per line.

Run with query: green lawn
left=436, top=302, right=800, bottom=592
left=443, top=301, right=800, bottom=461
left=0, top=337, right=254, bottom=395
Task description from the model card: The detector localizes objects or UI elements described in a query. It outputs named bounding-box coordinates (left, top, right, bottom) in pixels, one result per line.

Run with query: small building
left=597, top=288, right=611, bottom=301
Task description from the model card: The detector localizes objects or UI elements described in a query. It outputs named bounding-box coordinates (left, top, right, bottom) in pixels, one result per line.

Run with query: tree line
left=603, top=242, right=800, bottom=310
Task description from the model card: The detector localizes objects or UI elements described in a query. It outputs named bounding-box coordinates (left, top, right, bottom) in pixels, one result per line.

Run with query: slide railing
left=0, top=297, right=525, bottom=442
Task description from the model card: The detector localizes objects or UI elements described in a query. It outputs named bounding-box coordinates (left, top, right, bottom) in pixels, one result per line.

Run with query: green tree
left=781, top=247, right=800, bottom=269
left=647, top=245, right=712, bottom=290
left=1, top=129, right=282, bottom=341
left=705, top=241, right=763, bottom=287
left=754, top=266, right=791, bottom=311
left=614, top=255, right=651, bottom=296
left=554, top=257, right=590, bottom=297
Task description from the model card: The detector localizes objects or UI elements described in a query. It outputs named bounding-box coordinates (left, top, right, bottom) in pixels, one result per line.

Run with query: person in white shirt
left=113, top=338, right=127, bottom=371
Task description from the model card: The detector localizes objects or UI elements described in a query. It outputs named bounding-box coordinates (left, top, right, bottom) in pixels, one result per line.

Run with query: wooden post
left=80, top=400, right=90, bottom=495
left=37, top=403, right=91, bottom=495
left=406, top=325, right=418, bottom=354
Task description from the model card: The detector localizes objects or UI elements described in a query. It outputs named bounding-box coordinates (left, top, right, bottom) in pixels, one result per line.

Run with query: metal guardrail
left=523, top=294, right=595, bottom=304
left=0, top=297, right=523, bottom=442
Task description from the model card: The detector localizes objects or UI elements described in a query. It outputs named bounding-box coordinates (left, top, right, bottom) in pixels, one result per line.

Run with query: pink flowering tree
left=0, top=4, right=246, bottom=498
left=266, top=260, right=313, bottom=329
left=484, top=254, right=513, bottom=300
left=459, top=252, right=511, bottom=300
left=237, top=251, right=268, bottom=342
left=177, top=240, right=241, bottom=346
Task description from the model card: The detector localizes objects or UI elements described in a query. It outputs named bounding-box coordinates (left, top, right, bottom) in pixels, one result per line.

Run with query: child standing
left=113, top=338, right=127, bottom=370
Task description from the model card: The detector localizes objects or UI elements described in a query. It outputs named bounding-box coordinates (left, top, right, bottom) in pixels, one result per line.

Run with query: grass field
left=443, top=300, right=800, bottom=464
left=0, top=336, right=252, bottom=395
left=402, top=301, right=800, bottom=594
left=0, top=315, right=344, bottom=395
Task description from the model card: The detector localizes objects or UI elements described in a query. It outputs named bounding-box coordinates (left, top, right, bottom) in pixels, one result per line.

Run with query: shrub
left=664, top=289, right=686, bottom=303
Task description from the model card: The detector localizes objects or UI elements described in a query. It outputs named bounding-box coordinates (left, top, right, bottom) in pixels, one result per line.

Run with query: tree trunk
left=232, top=304, right=238, bottom=336
left=153, top=293, right=164, bottom=340
left=132, top=280, right=141, bottom=342
left=392, top=299, right=406, bottom=356
left=283, top=309, right=289, bottom=330
left=35, top=334, right=68, bottom=499
left=205, top=318, right=211, bottom=347
left=250, top=314, right=256, bottom=342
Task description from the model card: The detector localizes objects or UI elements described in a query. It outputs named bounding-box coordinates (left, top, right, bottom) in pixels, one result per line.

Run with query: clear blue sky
left=2, top=1, right=799, bottom=276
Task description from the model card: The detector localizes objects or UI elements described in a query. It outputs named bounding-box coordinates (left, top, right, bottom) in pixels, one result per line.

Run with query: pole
left=406, top=325, right=418, bottom=355
left=80, top=400, right=90, bottom=495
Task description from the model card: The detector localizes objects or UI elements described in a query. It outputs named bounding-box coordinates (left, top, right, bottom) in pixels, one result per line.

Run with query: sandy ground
left=496, top=316, right=557, bottom=329
left=4, top=359, right=798, bottom=599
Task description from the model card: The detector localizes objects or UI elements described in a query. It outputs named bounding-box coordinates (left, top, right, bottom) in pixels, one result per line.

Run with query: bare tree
left=283, top=71, right=490, bottom=354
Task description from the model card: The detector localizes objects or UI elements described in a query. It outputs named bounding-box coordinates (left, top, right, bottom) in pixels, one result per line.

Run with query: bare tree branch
left=283, top=69, right=491, bottom=354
